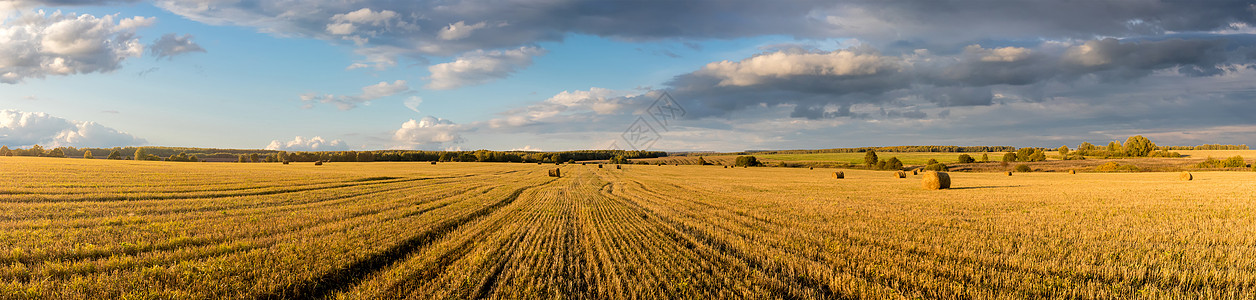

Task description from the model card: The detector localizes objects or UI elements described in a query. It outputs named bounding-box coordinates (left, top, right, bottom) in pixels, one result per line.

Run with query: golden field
left=1, top=157, right=1254, bottom=299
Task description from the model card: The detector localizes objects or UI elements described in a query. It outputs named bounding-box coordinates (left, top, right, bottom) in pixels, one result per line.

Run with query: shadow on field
left=948, top=185, right=1022, bottom=190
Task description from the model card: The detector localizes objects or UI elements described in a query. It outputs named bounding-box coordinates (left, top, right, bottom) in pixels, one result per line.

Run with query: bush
left=980, top=153, right=989, bottom=162
left=926, top=158, right=939, bottom=165
left=609, top=155, right=631, bottom=164
left=1014, top=164, right=1032, bottom=172
left=734, top=156, right=760, bottom=167
left=1028, top=149, right=1046, bottom=162
left=1223, top=156, right=1246, bottom=168
left=864, top=151, right=878, bottom=167
left=957, top=154, right=974, bottom=164
left=923, top=163, right=948, bottom=171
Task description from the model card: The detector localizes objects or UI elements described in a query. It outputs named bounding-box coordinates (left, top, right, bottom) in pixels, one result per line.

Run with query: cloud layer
left=301, top=80, right=410, bottom=110
left=0, top=10, right=151, bottom=83
left=264, top=136, right=347, bottom=151
left=0, top=109, right=146, bottom=147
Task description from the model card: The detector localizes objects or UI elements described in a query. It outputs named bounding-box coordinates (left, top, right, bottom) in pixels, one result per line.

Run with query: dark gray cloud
left=150, top=33, right=206, bottom=59
left=664, top=36, right=1255, bottom=120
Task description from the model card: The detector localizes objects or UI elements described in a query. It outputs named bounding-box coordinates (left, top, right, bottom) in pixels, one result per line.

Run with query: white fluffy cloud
left=264, top=136, right=347, bottom=151
left=393, top=116, right=467, bottom=149
left=438, top=20, right=488, bottom=40
left=150, top=33, right=205, bottom=59
left=301, top=80, right=410, bottom=110
left=425, top=46, right=545, bottom=90
left=695, top=49, right=899, bottom=87
left=0, top=10, right=153, bottom=83
left=0, top=109, right=146, bottom=147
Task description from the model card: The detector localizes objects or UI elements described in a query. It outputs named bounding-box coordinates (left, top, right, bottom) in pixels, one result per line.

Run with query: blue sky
left=4, top=1, right=1256, bottom=152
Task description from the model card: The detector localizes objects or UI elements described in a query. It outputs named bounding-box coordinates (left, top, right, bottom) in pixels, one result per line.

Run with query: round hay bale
left=616, top=165, right=621, bottom=170
left=1006, top=171, right=1012, bottom=176
left=1180, top=171, right=1192, bottom=181
left=282, top=161, right=289, bottom=165
left=911, top=170, right=918, bottom=176
left=895, top=171, right=907, bottom=178
left=922, top=171, right=951, bottom=190
left=832, top=171, right=844, bottom=179
left=430, top=161, right=437, bottom=165
left=598, top=164, right=603, bottom=168
left=314, top=161, right=323, bottom=166
left=1069, top=169, right=1076, bottom=174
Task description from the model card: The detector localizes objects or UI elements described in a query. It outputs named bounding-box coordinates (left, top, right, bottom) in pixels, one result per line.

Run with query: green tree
left=1016, top=148, right=1035, bottom=162
left=249, top=153, right=259, bottom=163
left=1106, top=141, right=1121, bottom=153
left=107, top=150, right=121, bottom=160
left=957, top=154, right=974, bottom=163
left=0, top=146, right=10, bottom=156
left=357, top=151, right=375, bottom=162
left=1029, top=149, right=1046, bottom=162
left=238, top=154, right=248, bottom=163
left=83, top=150, right=94, bottom=159
left=47, top=148, right=66, bottom=158
left=1058, top=145, right=1070, bottom=157
left=134, top=148, right=147, bottom=161
left=1078, top=142, right=1097, bottom=151
left=980, top=153, right=989, bottom=162
left=1122, top=135, right=1156, bottom=157
left=734, top=156, right=760, bottom=167
left=29, top=145, right=45, bottom=157
left=1002, top=152, right=1018, bottom=162
left=884, top=157, right=903, bottom=170
left=609, top=155, right=630, bottom=164
left=864, top=150, right=878, bottom=167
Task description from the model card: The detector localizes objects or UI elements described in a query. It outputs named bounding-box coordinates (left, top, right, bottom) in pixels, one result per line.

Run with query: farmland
left=2, top=157, right=1255, bottom=299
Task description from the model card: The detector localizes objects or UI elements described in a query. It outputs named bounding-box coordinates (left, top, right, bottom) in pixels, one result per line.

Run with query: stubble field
left=2, top=157, right=1254, bottom=299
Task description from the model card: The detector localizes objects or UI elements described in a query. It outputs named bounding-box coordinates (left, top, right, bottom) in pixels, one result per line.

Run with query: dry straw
left=1069, top=170, right=1076, bottom=174
left=922, top=171, right=951, bottom=190
left=1180, top=171, right=1192, bottom=181
left=832, top=171, right=844, bottom=179
left=548, top=168, right=561, bottom=177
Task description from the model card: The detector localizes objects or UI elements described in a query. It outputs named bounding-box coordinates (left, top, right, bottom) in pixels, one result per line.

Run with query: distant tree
left=697, top=156, right=711, bottom=165
left=1015, top=164, right=1032, bottom=172
left=134, top=148, right=147, bottom=161
left=1123, top=135, right=1156, bottom=157
left=238, top=154, right=248, bottom=163
left=864, top=150, right=879, bottom=167
left=1029, top=149, right=1047, bottom=162
left=957, top=154, right=974, bottom=164
left=609, top=155, right=630, bottom=164
left=83, top=150, right=94, bottom=159
left=923, top=163, right=948, bottom=171
left=1106, top=141, right=1122, bottom=153
left=980, top=153, right=989, bottom=162
left=47, top=148, right=66, bottom=158
left=734, top=156, right=760, bottom=167
left=107, top=150, right=122, bottom=160
left=29, top=145, right=45, bottom=157
left=1002, top=152, right=1018, bottom=162
left=249, top=153, right=259, bottom=163
left=1078, top=142, right=1097, bottom=152
left=1058, top=146, right=1070, bottom=157
left=926, top=158, right=939, bottom=165
left=884, top=157, right=903, bottom=170
left=276, top=151, right=288, bottom=163
left=357, top=151, right=375, bottom=162
left=1016, top=148, right=1035, bottom=162
left=0, top=146, right=10, bottom=156
left=1223, top=156, right=1246, bottom=168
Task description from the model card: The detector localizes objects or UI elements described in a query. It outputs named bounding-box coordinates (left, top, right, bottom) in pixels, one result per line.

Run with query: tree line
left=749, top=145, right=1017, bottom=155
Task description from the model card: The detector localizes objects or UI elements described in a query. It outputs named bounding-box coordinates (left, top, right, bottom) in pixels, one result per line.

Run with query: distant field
left=2, top=157, right=1254, bottom=298
left=1175, top=150, right=1256, bottom=158
left=755, top=152, right=1007, bottom=165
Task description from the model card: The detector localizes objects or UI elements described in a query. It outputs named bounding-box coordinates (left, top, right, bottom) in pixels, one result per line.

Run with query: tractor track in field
left=256, top=176, right=559, bottom=300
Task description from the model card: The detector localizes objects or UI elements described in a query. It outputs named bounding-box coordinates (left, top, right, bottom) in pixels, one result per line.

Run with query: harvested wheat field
left=2, top=157, right=1255, bottom=299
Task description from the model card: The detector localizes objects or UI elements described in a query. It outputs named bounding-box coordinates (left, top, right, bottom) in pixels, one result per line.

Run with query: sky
left=2, top=0, right=1256, bottom=152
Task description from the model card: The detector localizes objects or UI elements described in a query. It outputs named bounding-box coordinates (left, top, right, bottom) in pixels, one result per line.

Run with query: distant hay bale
left=912, top=170, right=918, bottom=176
left=1006, top=171, right=1012, bottom=176
left=598, top=164, right=603, bottom=168
left=616, top=165, right=621, bottom=170
left=537, top=162, right=542, bottom=165
left=832, top=171, right=844, bottom=179
left=895, top=171, right=906, bottom=178
left=282, top=161, right=289, bottom=165
left=1180, top=171, right=1192, bottom=181
left=431, top=161, right=437, bottom=165
left=1069, top=169, right=1076, bottom=174
left=314, top=161, right=323, bottom=166
left=548, top=168, right=561, bottom=177
left=723, top=166, right=728, bottom=169
left=922, top=171, right=951, bottom=190
left=809, top=167, right=814, bottom=170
